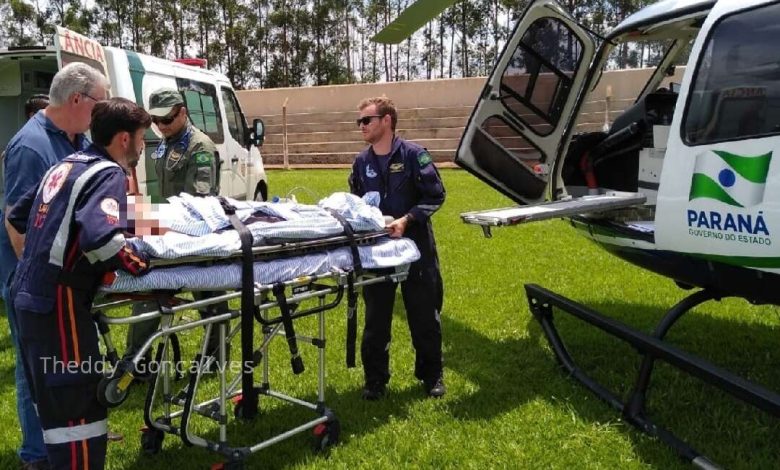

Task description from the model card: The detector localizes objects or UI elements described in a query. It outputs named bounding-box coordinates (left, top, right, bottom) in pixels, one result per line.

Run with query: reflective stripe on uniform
left=42, top=419, right=107, bottom=444
left=49, top=161, right=120, bottom=267
left=84, top=232, right=125, bottom=264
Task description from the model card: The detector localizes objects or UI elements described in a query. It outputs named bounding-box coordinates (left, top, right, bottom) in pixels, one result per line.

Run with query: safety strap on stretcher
left=272, top=283, right=305, bottom=374
left=219, top=197, right=259, bottom=419
left=326, top=208, right=362, bottom=368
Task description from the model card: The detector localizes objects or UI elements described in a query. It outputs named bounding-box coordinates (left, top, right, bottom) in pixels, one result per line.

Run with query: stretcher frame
left=92, top=213, right=410, bottom=468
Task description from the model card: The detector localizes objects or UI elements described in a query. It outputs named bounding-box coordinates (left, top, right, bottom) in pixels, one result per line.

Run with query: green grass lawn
left=1, top=168, right=778, bottom=469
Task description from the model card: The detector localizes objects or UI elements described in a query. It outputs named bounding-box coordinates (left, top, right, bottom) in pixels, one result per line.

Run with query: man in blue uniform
left=348, top=96, right=447, bottom=400
left=5, top=98, right=153, bottom=470
left=1, top=63, right=109, bottom=470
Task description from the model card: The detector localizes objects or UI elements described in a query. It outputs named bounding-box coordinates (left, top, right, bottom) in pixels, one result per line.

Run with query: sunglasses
left=152, top=108, right=181, bottom=125
left=356, top=115, right=383, bottom=127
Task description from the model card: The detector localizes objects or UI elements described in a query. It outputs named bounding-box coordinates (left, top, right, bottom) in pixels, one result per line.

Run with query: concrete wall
left=236, top=77, right=486, bottom=117
left=236, top=67, right=686, bottom=119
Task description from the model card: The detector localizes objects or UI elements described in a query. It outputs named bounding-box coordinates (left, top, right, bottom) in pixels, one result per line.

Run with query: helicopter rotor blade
left=371, top=0, right=459, bottom=44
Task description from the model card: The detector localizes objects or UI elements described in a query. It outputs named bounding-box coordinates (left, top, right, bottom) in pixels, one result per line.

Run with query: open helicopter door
left=457, top=0, right=644, bottom=230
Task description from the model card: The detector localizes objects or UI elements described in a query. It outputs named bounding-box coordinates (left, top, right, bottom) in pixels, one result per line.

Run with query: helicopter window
left=480, top=115, right=544, bottom=167
left=499, top=17, right=583, bottom=136
left=683, top=2, right=780, bottom=145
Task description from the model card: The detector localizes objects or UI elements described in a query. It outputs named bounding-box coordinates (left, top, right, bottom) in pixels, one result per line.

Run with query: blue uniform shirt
left=0, top=112, right=88, bottom=289
left=349, top=136, right=445, bottom=266
left=348, top=136, right=445, bottom=223
left=9, top=145, right=141, bottom=313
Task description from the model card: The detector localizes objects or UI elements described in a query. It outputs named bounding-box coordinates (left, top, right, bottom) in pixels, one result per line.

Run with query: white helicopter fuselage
left=457, top=0, right=780, bottom=303
left=655, top=1, right=778, bottom=273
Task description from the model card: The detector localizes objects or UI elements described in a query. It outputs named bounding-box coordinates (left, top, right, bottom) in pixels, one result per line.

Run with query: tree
left=3, top=0, right=38, bottom=47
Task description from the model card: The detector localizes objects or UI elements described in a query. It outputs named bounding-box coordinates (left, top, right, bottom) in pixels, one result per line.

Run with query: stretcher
left=91, top=193, right=418, bottom=468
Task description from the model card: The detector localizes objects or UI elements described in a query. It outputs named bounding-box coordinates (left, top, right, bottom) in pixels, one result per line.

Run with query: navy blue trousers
left=361, top=261, right=443, bottom=386
left=16, top=284, right=108, bottom=470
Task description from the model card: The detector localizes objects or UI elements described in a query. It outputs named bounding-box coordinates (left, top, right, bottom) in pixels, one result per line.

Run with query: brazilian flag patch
left=194, top=151, right=212, bottom=166
left=417, top=151, right=432, bottom=168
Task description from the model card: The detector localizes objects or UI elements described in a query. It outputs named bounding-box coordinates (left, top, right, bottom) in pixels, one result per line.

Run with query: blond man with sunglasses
left=349, top=96, right=447, bottom=400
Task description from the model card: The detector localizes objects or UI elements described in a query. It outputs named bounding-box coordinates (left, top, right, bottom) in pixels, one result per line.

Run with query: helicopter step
left=525, top=283, right=780, bottom=470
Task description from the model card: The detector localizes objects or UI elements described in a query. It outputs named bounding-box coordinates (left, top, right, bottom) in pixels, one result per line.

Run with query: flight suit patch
left=194, top=151, right=212, bottom=166
left=168, top=149, right=183, bottom=164
left=417, top=151, right=432, bottom=167
left=389, top=163, right=405, bottom=173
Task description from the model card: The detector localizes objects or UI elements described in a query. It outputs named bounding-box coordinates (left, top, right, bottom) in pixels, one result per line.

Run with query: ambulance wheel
left=313, top=418, right=340, bottom=452
left=140, top=428, right=164, bottom=455
left=97, top=375, right=129, bottom=408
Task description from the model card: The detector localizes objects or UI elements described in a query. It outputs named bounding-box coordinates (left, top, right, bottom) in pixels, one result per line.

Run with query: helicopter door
left=456, top=0, right=594, bottom=205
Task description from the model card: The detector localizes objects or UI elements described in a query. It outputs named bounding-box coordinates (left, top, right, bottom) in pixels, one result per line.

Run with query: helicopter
left=375, top=0, right=779, bottom=467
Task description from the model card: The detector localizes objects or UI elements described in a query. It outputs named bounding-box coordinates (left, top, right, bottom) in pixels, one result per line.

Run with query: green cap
left=148, top=88, right=184, bottom=116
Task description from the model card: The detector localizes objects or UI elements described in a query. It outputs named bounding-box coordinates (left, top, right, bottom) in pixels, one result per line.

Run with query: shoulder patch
left=100, top=197, right=120, bottom=225
left=417, top=151, right=433, bottom=168
left=194, top=151, right=213, bottom=166
left=42, top=163, right=73, bottom=204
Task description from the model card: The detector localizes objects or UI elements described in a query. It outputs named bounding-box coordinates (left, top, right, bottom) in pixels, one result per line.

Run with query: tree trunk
left=383, top=6, right=390, bottom=81
left=345, top=8, right=352, bottom=82
left=439, top=19, right=444, bottom=78
left=460, top=3, right=467, bottom=77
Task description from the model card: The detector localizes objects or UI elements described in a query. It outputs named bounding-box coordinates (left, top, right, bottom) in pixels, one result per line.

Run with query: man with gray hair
left=0, top=61, right=109, bottom=470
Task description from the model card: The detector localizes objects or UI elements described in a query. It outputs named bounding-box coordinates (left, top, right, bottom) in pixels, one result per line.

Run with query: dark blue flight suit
left=8, top=146, right=150, bottom=470
left=349, top=136, right=446, bottom=388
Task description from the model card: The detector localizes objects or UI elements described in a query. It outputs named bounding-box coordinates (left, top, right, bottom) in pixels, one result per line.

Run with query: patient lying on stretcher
left=102, top=191, right=420, bottom=293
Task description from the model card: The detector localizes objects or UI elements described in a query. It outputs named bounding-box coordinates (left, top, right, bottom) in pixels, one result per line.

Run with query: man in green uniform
left=125, top=88, right=227, bottom=371
left=148, top=88, right=217, bottom=196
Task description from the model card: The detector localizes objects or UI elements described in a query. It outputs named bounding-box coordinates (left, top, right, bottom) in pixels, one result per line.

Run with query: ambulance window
left=683, top=3, right=780, bottom=145
left=499, top=17, right=583, bottom=136
left=220, top=87, right=246, bottom=144
left=175, top=78, right=224, bottom=144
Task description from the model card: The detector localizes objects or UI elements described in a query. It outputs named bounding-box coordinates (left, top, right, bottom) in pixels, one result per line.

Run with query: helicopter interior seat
left=586, top=89, right=678, bottom=192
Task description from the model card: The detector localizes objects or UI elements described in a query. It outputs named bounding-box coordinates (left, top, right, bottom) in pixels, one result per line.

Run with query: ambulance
left=0, top=26, right=268, bottom=202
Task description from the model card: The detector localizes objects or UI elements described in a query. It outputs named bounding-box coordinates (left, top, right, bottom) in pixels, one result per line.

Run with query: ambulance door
left=175, top=77, right=226, bottom=196
left=219, top=85, right=251, bottom=198
left=54, top=27, right=109, bottom=82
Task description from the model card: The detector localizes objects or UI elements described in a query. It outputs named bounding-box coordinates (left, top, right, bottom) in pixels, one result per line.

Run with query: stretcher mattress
left=101, top=237, right=418, bottom=292
left=100, top=192, right=419, bottom=293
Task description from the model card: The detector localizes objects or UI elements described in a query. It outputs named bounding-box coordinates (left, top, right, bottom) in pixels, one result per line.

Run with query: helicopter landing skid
left=525, top=284, right=780, bottom=470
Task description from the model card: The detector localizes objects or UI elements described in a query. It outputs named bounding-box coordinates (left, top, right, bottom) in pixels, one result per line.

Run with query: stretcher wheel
left=140, top=427, right=164, bottom=455
left=211, top=461, right=243, bottom=470
left=97, top=375, right=130, bottom=408
left=313, top=418, right=340, bottom=452
left=232, top=395, right=259, bottom=420
left=233, top=400, right=257, bottom=420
